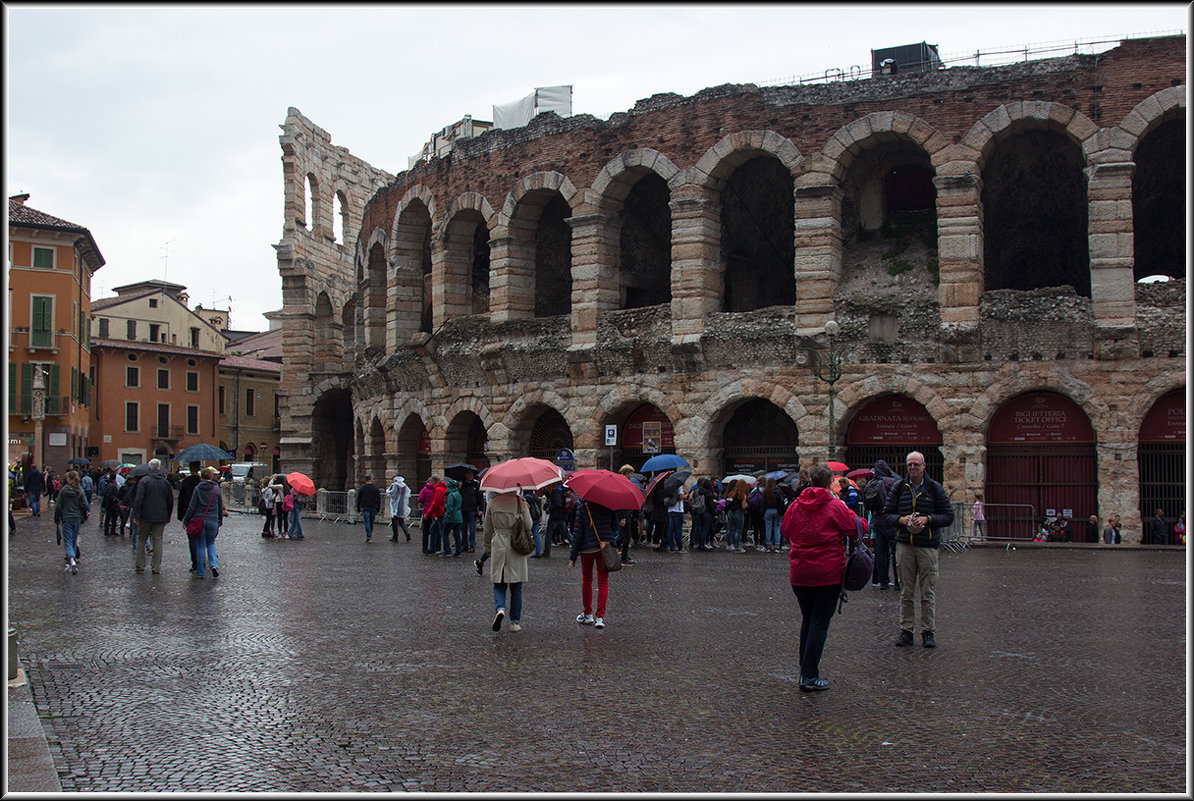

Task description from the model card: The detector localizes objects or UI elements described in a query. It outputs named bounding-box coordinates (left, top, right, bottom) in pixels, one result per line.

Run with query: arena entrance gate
left=1137, top=388, right=1185, bottom=532
left=845, top=395, right=944, bottom=484
left=986, top=391, right=1097, bottom=540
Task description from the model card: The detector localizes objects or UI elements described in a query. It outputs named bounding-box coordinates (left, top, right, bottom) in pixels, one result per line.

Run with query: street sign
left=605, top=425, right=617, bottom=446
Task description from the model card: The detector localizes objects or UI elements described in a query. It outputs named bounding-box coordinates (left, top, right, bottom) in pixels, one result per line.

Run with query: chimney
left=9, top=193, right=30, bottom=204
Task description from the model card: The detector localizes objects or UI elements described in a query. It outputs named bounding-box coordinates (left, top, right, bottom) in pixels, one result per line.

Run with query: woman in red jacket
left=781, top=462, right=866, bottom=692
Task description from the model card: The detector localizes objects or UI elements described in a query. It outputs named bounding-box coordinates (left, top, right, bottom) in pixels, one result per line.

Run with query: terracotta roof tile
left=219, top=354, right=282, bottom=373
left=90, top=338, right=223, bottom=359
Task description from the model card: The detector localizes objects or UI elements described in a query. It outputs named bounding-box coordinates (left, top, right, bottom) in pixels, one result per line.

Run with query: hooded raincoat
left=782, top=486, right=865, bottom=587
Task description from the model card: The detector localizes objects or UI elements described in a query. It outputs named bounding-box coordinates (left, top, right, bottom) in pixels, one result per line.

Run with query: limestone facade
left=273, top=36, right=1186, bottom=541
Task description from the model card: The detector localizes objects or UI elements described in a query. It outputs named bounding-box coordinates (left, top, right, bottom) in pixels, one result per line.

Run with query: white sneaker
left=509, top=622, right=522, bottom=632
left=576, top=612, right=594, bottom=624
left=594, top=617, right=605, bottom=629
left=70, top=559, right=78, bottom=574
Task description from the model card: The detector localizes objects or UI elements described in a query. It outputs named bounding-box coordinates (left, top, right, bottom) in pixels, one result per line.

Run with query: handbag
left=186, top=487, right=217, bottom=538
left=586, top=503, right=622, bottom=573
left=509, top=495, right=535, bottom=555
left=841, top=516, right=874, bottom=592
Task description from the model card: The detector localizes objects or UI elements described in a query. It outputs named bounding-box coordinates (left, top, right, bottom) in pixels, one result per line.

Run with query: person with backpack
left=54, top=470, right=90, bottom=574
left=864, top=460, right=900, bottom=590
left=688, top=477, right=716, bottom=551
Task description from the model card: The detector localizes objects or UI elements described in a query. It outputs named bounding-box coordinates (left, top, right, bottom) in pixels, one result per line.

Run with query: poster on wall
left=642, top=421, right=661, bottom=454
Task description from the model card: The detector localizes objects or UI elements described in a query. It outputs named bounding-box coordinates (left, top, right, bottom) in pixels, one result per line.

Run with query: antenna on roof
left=162, top=239, right=177, bottom=280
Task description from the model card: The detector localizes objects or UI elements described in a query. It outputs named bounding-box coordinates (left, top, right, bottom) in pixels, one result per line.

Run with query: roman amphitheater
left=272, top=33, right=1185, bottom=541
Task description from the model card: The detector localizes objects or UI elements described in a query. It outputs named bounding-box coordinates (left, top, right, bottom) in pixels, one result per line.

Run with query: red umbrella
left=565, top=469, right=646, bottom=511
left=827, top=461, right=850, bottom=472
left=286, top=471, right=316, bottom=496
left=478, top=457, right=562, bottom=494
left=643, top=469, right=674, bottom=498
left=846, top=468, right=874, bottom=480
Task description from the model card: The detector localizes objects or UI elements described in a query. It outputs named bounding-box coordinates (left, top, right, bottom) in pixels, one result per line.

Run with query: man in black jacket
left=132, top=459, right=175, bottom=575
left=882, top=451, right=954, bottom=649
left=356, top=475, right=382, bottom=543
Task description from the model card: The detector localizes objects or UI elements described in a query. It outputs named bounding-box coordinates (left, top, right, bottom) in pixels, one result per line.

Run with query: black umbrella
left=100, top=459, right=121, bottom=468
left=443, top=462, right=478, bottom=481
left=661, top=468, right=693, bottom=498
left=68, top=457, right=91, bottom=466
left=128, top=463, right=153, bottom=478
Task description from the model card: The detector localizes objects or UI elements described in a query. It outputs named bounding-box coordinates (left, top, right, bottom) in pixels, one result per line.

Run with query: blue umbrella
left=640, top=453, right=689, bottom=472
left=176, top=443, right=232, bottom=463
left=763, top=470, right=789, bottom=481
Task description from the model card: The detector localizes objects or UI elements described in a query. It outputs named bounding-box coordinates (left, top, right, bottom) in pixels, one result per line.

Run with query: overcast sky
left=5, top=4, right=1187, bottom=332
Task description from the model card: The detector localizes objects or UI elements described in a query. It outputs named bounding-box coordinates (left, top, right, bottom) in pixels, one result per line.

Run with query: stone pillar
left=1096, top=440, right=1142, bottom=543
left=933, top=172, right=984, bottom=329
left=668, top=189, right=721, bottom=345
left=793, top=181, right=843, bottom=335
left=567, top=212, right=621, bottom=349
left=488, top=231, right=535, bottom=323
left=1086, top=161, right=1138, bottom=329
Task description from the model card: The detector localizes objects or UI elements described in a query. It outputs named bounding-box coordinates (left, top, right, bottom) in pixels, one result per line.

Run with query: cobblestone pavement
left=7, top=510, right=1187, bottom=793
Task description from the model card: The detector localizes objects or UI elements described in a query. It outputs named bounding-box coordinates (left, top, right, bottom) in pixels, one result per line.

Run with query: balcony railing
left=9, top=328, right=64, bottom=352
left=154, top=425, right=186, bottom=441
left=8, top=394, right=72, bottom=417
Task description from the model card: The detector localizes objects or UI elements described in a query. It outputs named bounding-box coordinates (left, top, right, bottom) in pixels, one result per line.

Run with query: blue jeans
left=493, top=582, right=523, bottom=623
left=129, top=521, right=139, bottom=551
left=791, top=584, right=841, bottom=680
left=667, top=511, right=685, bottom=551
left=361, top=508, right=376, bottom=539
left=531, top=519, right=542, bottom=556
left=195, top=519, right=219, bottom=577
left=288, top=508, right=303, bottom=538
left=692, top=511, right=713, bottom=548
left=765, top=508, right=781, bottom=547
left=725, top=507, right=744, bottom=549
left=60, top=519, right=80, bottom=560
left=30, top=494, right=42, bottom=516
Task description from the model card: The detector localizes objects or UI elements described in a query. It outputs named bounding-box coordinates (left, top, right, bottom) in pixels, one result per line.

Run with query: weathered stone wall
left=275, top=36, right=1186, bottom=541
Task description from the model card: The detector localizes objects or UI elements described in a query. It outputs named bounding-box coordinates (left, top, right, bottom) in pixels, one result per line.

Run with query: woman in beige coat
left=482, top=490, right=534, bottom=632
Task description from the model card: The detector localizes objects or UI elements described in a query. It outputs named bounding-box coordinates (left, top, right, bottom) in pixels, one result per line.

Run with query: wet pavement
left=6, top=510, right=1188, bottom=793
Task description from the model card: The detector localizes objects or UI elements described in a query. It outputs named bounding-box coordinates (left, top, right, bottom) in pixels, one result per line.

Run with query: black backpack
left=863, top=477, right=888, bottom=512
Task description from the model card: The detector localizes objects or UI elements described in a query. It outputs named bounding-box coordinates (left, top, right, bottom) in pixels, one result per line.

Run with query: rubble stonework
left=275, top=36, right=1186, bottom=540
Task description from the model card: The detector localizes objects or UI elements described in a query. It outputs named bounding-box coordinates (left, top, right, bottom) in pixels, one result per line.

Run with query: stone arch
left=590, top=148, right=682, bottom=207
left=441, top=395, right=497, bottom=437
left=692, top=130, right=802, bottom=188
left=439, top=193, right=498, bottom=320
left=695, top=379, right=810, bottom=443
left=1120, top=88, right=1186, bottom=282
left=1116, top=86, right=1186, bottom=155
left=968, top=103, right=1094, bottom=296
left=359, top=226, right=388, bottom=284
left=972, top=372, right=1107, bottom=441
left=818, top=112, right=948, bottom=184
left=835, top=375, right=954, bottom=448
left=589, top=384, right=679, bottom=434
left=389, top=188, right=436, bottom=341
left=312, top=290, right=342, bottom=368
left=498, top=172, right=579, bottom=319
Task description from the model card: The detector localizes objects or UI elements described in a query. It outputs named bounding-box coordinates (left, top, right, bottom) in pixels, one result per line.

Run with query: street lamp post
left=796, top=319, right=854, bottom=461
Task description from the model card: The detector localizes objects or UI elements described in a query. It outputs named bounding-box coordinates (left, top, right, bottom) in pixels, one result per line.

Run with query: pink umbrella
left=478, top=457, right=563, bottom=494
left=827, top=461, right=850, bottom=472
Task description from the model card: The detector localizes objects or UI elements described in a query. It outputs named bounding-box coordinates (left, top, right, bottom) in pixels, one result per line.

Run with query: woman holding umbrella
left=481, top=487, right=534, bottom=633
left=565, top=469, right=643, bottom=629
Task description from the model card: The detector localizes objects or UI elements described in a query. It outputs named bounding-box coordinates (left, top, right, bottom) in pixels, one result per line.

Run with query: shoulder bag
left=509, top=495, right=535, bottom=555
left=186, top=488, right=216, bottom=538
left=586, top=503, right=622, bottom=573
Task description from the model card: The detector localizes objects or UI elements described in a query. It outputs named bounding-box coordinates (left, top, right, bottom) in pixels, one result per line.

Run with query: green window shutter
left=48, top=364, right=61, bottom=413
left=20, top=363, right=34, bottom=414
left=71, top=367, right=79, bottom=402
left=32, top=247, right=53, bottom=269
left=31, top=297, right=53, bottom=347
left=7, top=363, right=16, bottom=411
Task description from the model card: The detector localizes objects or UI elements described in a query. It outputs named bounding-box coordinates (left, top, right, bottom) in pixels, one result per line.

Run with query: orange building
left=88, top=281, right=224, bottom=466
left=7, top=194, right=104, bottom=469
